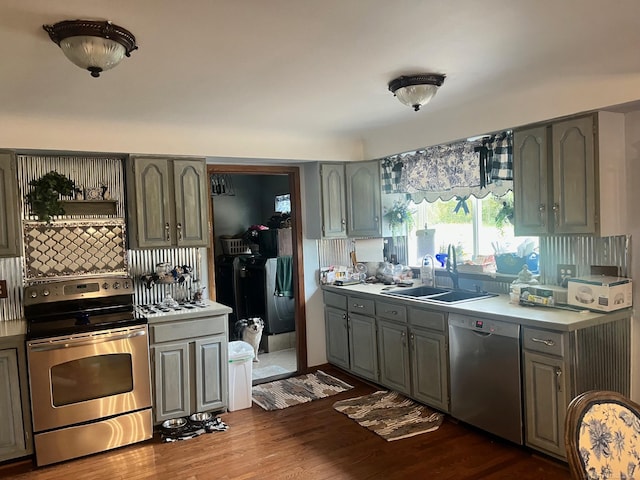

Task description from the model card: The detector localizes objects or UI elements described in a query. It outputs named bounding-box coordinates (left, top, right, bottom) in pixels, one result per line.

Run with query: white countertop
left=0, top=319, right=27, bottom=340
left=141, top=300, right=232, bottom=324
left=323, top=283, right=633, bottom=331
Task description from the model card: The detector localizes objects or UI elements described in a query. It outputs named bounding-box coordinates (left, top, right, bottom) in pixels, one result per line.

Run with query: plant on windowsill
left=26, top=171, right=76, bottom=223
left=495, top=200, right=514, bottom=230
left=384, top=200, right=415, bottom=238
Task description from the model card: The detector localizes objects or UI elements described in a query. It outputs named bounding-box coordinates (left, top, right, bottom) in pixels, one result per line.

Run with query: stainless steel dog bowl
left=162, top=417, right=187, bottom=430
left=189, top=412, right=212, bottom=423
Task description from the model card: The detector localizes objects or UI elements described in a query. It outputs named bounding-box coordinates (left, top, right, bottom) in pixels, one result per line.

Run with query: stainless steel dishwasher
left=448, top=313, right=523, bottom=444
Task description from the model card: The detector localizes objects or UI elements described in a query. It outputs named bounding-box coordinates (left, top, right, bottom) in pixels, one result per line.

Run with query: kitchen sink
left=383, top=285, right=497, bottom=304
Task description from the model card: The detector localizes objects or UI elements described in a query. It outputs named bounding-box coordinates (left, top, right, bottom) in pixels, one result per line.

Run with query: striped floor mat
left=252, top=370, right=353, bottom=411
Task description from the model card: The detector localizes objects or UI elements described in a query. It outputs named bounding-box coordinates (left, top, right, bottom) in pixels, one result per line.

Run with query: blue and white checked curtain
left=379, top=131, right=513, bottom=202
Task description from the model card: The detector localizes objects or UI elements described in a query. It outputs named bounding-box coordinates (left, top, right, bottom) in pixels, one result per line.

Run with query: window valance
left=380, top=132, right=513, bottom=203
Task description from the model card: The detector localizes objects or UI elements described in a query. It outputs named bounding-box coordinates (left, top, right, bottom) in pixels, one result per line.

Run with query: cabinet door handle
left=165, top=222, right=170, bottom=241
left=538, top=204, right=546, bottom=227
left=552, top=203, right=560, bottom=227
left=385, top=310, right=398, bottom=316
left=531, top=337, right=555, bottom=347
left=341, top=218, right=346, bottom=226
left=401, top=330, right=407, bottom=346
left=177, top=223, right=183, bottom=241
left=342, top=313, right=347, bottom=320
left=555, top=367, right=562, bottom=392
left=352, top=303, right=365, bottom=309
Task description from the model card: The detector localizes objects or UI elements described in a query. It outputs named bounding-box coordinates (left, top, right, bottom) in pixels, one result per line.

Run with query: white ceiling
left=2, top=0, right=640, bottom=160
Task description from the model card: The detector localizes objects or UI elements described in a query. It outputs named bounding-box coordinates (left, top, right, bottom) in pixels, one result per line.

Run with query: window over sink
left=404, top=191, right=539, bottom=269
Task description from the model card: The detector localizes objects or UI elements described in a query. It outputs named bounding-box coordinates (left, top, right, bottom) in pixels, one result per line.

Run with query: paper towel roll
left=355, top=238, right=384, bottom=263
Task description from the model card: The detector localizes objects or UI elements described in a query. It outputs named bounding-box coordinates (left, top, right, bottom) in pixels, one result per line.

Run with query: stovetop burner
left=137, top=301, right=208, bottom=315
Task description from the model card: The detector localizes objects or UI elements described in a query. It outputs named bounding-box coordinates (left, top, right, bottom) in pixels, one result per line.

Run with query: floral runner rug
left=333, top=390, right=445, bottom=441
left=252, top=370, right=353, bottom=411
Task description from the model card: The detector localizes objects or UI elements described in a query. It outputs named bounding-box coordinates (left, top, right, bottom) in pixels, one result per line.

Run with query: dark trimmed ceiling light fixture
left=388, top=74, right=446, bottom=111
left=43, top=20, right=138, bottom=78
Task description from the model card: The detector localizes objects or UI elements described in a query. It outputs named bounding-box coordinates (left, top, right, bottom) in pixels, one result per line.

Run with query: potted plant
left=26, top=171, right=76, bottom=223
left=384, top=200, right=415, bottom=238
left=495, top=200, right=514, bottom=230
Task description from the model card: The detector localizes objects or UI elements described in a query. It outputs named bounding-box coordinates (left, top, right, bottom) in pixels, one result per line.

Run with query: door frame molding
left=206, top=164, right=307, bottom=373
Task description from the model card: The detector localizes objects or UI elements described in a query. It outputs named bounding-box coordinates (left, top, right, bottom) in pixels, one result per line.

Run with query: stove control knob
left=113, top=282, right=120, bottom=290
left=102, top=282, right=109, bottom=290
left=123, top=281, right=130, bottom=289
left=42, top=289, right=50, bottom=296
left=30, top=291, right=37, bottom=298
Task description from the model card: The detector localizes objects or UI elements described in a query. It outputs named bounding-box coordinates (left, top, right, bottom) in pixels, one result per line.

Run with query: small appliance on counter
left=567, top=276, right=632, bottom=312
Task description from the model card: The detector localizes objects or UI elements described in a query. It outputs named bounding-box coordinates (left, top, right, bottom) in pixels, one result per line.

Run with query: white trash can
left=228, top=341, right=255, bottom=411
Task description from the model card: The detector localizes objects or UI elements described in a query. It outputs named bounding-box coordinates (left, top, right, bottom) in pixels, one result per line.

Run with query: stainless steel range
left=24, top=276, right=153, bottom=466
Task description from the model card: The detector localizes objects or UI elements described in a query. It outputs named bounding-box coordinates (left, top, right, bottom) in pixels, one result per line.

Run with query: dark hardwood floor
left=0, top=365, right=571, bottom=479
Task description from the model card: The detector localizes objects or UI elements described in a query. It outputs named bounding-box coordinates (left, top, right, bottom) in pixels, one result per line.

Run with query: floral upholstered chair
left=565, top=390, right=640, bottom=480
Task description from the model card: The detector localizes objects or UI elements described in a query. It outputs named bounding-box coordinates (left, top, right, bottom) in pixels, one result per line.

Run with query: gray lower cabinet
left=410, top=327, right=448, bottom=411
left=377, top=303, right=449, bottom=412
left=150, top=316, right=228, bottom=423
left=348, top=312, right=378, bottom=382
left=324, top=305, right=350, bottom=369
left=0, top=340, right=32, bottom=462
left=378, top=319, right=411, bottom=395
left=323, top=291, right=378, bottom=382
left=522, top=327, right=569, bottom=458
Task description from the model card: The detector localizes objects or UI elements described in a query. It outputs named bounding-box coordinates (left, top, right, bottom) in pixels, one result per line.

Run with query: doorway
left=206, top=164, right=307, bottom=384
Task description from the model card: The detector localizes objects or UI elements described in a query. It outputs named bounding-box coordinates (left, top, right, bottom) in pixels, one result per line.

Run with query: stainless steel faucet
left=446, top=244, right=459, bottom=290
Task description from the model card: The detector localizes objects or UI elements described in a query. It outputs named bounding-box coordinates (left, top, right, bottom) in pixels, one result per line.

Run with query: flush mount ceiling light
left=388, top=74, right=446, bottom=111
left=43, top=20, right=138, bottom=78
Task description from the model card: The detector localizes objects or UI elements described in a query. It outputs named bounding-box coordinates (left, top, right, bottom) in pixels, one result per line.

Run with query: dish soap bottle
left=421, top=255, right=435, bottom=286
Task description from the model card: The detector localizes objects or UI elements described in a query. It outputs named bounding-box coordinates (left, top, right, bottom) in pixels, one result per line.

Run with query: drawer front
left=522, top=327, right=565, bottom=357
left=376, top=300, right=407, bottom=323
left=348, top=296, right=375, bottom=316
left=324, top=291, right=347, bottom=310
left=151, top=316, right=226, bottom=344
left=408, top=307, right=446, bottom=332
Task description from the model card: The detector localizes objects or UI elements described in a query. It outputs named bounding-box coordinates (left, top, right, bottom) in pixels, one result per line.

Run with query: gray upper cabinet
left=345, top=160, right=381, bottom=237
left=551, top=115, right=596, bottom=234
left=0, top=151, right=20, bottom=257
left=514, top=112, right=625, bottom=236
left=513, top=126, right=549, bottom=235
left=320, top=163, right=347, bottom=238
left=127, top=156, right=209, bottom=248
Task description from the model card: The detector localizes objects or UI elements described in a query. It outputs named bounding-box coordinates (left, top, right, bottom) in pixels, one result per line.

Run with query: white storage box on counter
left=228, top=341, right=254, bottom=411
left=567, top=276, right=632, bottom=312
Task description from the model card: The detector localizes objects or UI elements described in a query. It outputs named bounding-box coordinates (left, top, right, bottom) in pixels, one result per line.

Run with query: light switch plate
left=0, top=280, right=7, bottom=299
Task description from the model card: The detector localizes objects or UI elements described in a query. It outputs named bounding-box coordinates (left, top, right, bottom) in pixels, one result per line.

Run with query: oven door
left=27, top=325, right=152, bottom=433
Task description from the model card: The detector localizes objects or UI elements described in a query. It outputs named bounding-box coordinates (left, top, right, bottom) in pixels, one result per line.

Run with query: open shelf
left=60, top=200, right=118, bottom=216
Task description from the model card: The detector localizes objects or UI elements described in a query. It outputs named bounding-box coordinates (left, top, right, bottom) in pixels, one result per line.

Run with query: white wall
left=624, top=110, right=640, bottom=401
left=300, top=163, right=327, bottom=366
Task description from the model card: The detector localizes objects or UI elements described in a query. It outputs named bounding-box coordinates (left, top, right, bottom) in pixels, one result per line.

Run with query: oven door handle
left=29, top=329, right=146, bottom=352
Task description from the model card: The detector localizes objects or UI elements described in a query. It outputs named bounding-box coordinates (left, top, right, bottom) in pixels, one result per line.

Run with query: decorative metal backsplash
left=23, top=220, right=128, bottom=281
left=17, top=155, right=126, bottom=220
left=129, top=248, right=202, bottom=305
